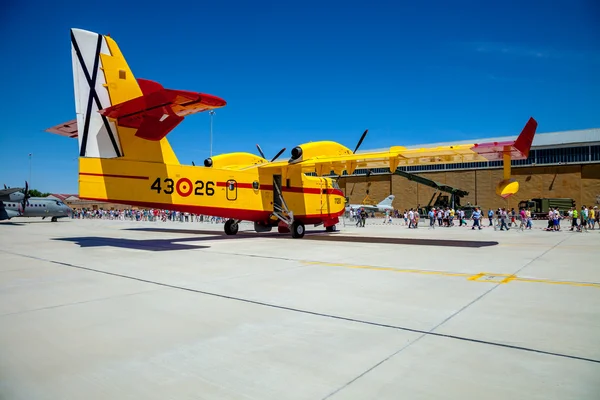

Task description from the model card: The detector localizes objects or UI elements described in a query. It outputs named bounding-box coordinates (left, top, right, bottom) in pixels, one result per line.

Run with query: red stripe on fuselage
left=79, top=197, right=344, bottom=223
left=79, top=172, right=149, bottom=180
left=216, top=182, right=343, bottom=196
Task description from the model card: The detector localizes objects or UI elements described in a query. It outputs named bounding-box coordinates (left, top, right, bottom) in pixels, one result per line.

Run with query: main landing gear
left=51, top=216, right=58, bottom=222
left=224, top=219, right=239, bottom=235
left=326, top=225, right=337, bottom=232
left=291, top=221, right=305, bottom=238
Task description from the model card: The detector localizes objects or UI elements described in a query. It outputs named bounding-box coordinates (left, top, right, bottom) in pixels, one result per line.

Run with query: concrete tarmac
left=1, top=217, right=599, bottom=399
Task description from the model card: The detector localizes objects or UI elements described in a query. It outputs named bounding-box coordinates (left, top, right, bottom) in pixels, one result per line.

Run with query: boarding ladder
left=271, top=177, right=294, bottom=225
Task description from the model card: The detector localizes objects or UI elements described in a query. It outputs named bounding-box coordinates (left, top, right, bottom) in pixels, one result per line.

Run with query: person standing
left=471, top=207, right=482, bottom=230
left=500, top=208, right=509, bottom=231
left=428, top=208, right=436, bottom=229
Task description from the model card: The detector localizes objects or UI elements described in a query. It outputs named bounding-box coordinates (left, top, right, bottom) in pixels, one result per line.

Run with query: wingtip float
left=46, top=28, right=537, bottom=237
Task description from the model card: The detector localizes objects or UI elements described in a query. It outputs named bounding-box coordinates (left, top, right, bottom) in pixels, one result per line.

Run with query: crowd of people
left=70, top=208, right=227, bottom=223
left=346, top=205, right=600, bottom=232
left=71, top=204, right=599, bottom=233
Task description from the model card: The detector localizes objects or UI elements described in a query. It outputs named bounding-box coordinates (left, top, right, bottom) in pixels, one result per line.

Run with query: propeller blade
left=270, top=148, right=286, bottom=162
left=353, top=129, right=368, bottom=154
left=256, top=144, right=266, bottom=159
left=192, top=161, right=195, bottom=166
left=21, top=181, right=29, bottom=215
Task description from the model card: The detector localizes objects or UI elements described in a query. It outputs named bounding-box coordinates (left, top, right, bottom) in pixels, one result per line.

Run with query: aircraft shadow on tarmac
left=53, top=230, right=498, bottom=251
left=101, top=227, right=499, bottom=249
left=54, top=236, right=211, bottom=251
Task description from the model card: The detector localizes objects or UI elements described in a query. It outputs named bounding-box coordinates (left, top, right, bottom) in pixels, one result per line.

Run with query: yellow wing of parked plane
left=257, top=118, right=537, bottom=199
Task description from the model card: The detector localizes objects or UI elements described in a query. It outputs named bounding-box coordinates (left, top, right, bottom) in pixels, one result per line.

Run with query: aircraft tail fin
left=378, top=195, right=395, bottom=207
left=471, top=117, right=537, bottom=162
left=70, top=28, right=124, bottom=159
left=68, top=28, right=226, bottom=164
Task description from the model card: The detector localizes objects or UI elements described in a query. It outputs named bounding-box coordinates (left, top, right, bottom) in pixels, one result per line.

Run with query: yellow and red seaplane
left=48, top=29, right=537, bottom=238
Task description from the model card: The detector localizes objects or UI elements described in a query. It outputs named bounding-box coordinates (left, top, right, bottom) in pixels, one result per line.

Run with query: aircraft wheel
left=224, top=219, right=239, bottom=235
left=51, top=216, right=58, bottom=222
left=291, top=221, right=305, bottom=238
left=326, top=225, right=336, bottom=232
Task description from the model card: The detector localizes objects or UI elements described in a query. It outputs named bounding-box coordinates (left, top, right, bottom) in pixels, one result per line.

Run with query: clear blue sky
left=1, top=0, right=598, bottom=193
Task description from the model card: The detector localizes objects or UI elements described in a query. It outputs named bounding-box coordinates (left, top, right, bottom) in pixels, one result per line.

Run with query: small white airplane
left=345, top=195, right=395, bottom=213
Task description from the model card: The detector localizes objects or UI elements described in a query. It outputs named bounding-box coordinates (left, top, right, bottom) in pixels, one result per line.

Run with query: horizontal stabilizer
left=46, top=119, right=79, bottom=138
left=471, top=117, right=537, bottom=161
left=97, top=79, right=226, bottom=141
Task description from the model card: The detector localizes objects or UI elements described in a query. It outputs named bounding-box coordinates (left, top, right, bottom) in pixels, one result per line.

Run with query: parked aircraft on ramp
left=346, top=195, right=395, bottom=213
left=0, top=183, right=72, bottom=222
left=47, top=28, right=537, bottom=238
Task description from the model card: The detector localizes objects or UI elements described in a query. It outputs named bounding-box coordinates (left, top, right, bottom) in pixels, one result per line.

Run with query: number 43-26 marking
left=151, top=177, right=214, bottom=197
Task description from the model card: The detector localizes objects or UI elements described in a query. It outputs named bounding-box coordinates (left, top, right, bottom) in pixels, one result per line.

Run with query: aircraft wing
left=281, top=118, right=537, bottom=176
left=0, top=187, right=24, bottom=197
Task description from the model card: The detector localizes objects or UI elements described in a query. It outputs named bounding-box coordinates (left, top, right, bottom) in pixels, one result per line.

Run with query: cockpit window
left=332, top=180, right=340, bottom=190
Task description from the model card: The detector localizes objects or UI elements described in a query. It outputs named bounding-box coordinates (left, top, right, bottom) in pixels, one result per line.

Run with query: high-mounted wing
left=0, top=187, right=24, bottom=197
left=278, top=118, right=537, bottom=176
left=256, top=118, right=537, bottom=198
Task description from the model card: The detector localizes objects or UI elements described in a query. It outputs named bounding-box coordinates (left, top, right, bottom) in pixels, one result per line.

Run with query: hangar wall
left=339, top=164, right=600, bottom=211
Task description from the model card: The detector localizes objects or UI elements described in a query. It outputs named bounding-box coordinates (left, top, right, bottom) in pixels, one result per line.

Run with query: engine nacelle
left=289, top=141, right=352, bottom=163
left=496, top=178, right=519, bottom=199
left=203, top=152, right=267, bottom=169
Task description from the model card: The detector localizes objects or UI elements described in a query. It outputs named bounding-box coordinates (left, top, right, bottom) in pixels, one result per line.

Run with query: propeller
left=256, top=144, right=287, bottom=162
left=20, top=181, right=30, bottom=216
left=270, top=147, right=286, bottom=162
left=347, top=129, right=371, bottom=196
left=256, top=144, right=266, bottom=159
left=192, top=161, right=195, bottom=166
left=353, top=129, right=368, bottom=154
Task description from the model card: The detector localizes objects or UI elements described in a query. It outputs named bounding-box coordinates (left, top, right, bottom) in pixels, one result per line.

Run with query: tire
left=224, top=219, right=239, bottom=235
left=51, top=216, right=58, bottom=222
left=291, top=221, right=305, bottom=238
left=325, top=225, right=336, bottom=232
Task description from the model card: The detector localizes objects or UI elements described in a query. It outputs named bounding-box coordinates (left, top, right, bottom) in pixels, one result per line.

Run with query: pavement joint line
left=0, top=288, right=164, bottom=317
left=1, top=249, right=598, bottom=367
left=321, top=231, right=582, bottom=399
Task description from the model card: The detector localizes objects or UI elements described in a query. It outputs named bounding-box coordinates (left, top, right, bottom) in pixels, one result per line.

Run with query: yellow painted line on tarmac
left=301, top=261, right=472, bottom=278
left=513, top=277, right=600, bottom=288
left=302, top=261, right=600, bottom=289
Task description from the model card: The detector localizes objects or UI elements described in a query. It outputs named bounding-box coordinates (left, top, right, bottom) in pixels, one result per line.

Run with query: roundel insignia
left=176, top=178, right=193, bottom=197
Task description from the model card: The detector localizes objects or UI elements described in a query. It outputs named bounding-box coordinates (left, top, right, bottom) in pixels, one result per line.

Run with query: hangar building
left=338, top=128, right=600, bottom=211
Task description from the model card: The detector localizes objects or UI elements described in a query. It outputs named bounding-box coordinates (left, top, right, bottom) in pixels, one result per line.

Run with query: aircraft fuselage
left=0, top=197, right=72, bottom=221
left=79, top=158, right=346, bottom=226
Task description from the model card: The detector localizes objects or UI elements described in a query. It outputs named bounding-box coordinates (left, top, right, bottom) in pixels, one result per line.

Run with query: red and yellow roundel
left=176, top=178, right=193, bottom=197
